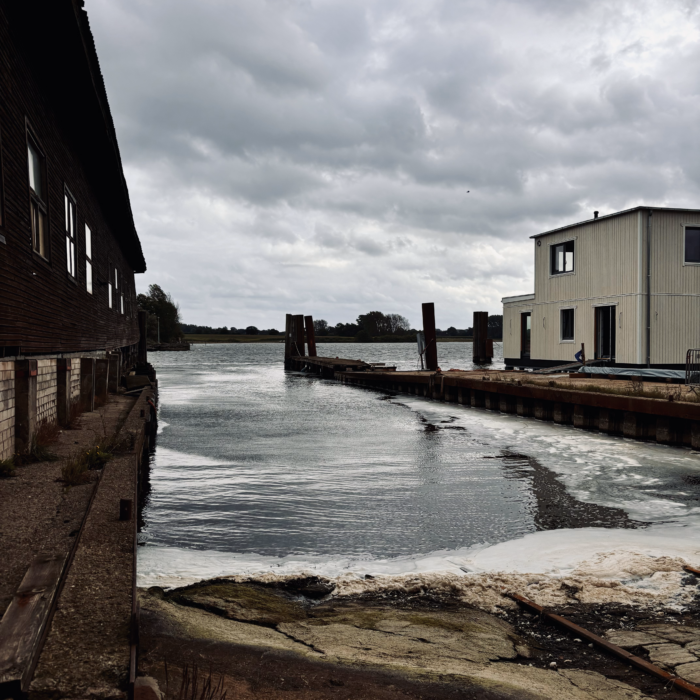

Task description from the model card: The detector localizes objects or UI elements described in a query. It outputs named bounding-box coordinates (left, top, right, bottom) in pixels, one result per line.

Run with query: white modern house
left=502, top=207, right=700, bottom=370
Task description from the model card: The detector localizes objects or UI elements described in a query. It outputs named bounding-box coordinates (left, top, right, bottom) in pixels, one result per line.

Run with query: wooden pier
left=283, top=309, right=700, bottom=449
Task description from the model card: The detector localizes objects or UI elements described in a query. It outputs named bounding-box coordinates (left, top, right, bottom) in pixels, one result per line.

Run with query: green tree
left=137, top=284, right=182, bottom=343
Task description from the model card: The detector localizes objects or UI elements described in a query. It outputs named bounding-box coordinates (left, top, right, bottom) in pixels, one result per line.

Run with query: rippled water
left=141, top=342, right=700, bottom=583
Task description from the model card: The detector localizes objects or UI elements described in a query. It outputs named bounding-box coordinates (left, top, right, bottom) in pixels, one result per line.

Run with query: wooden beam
left=0, top=553, right=67, bottom=696
left=293, top=314, right=306, bottom=357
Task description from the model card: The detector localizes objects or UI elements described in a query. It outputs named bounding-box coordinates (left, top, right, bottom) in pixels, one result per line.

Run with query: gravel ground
left=0, top=396, right=135, bottom=619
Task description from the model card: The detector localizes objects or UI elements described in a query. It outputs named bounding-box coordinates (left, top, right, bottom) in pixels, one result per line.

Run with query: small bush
left=60, top=454, right=90, bottom=485
left=0, top=457, right=16, bottom=478
left=84, top=445, right=112, bottom=470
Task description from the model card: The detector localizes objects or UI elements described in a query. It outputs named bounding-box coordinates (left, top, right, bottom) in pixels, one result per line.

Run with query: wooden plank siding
left=0, top=2, right=144, bottom=355
left=504, top=208, right=700, bottom=367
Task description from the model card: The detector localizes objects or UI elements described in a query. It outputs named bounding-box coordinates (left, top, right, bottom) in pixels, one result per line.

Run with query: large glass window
left=64, top=189, right=76, bottom=277
left=551, top=240, right=574, bottom=275
left=560, top=308, right=574, bottom=341
left=85, top=224, right=93, bottom=293
left=27, top=137, right=48, bottom=258
left=686, top=227, right=700, bottom=264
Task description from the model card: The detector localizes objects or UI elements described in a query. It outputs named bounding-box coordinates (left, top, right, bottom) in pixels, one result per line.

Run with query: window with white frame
left=551, top=240, right=575, bottom=275
left=27, top=135, right=48, bottom=258
left=685, top=227, right=700, bottom=264
left=85, top=224, right=93, bottom=293
left=64, top=188, right=76, bottom=277
left=560, top=308, right=574, bottom=341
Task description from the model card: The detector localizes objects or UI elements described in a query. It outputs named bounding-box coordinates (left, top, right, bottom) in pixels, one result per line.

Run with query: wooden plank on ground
left=0, top=552, right=67, bottom=696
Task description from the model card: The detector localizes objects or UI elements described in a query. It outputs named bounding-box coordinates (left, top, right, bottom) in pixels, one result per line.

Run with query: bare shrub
left=165, top=663, right=228, bottom=700
left=629, top=377, right=645, bottom=394
left=60, top=454, right=90, bottom=485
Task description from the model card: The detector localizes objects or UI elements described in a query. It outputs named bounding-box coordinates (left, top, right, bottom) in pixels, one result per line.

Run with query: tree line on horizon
left=138, top=285, right=504, bottom=343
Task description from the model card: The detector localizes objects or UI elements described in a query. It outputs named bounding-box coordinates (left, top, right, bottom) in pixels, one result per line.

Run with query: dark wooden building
left=0, top=0, right=147, bottom=460
left=0, top=0, right=146, bottom=357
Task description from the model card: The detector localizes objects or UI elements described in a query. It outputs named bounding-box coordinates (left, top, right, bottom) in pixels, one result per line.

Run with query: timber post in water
left=305, top=315, right=317, bottom=357
left=284, top=314, right=293, bottom=368
left=293, top=314, right=306, bottom=358
left=422, top=303, right=439, bottom=371
left=473, top=311, right=493, bottom=364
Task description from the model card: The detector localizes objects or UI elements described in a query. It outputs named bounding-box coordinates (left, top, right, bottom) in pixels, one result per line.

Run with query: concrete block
left=125, top=375, right=151, bottom=391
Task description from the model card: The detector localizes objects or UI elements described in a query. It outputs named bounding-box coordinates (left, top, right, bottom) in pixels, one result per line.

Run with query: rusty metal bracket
left=509, top=592, right=700, bottom=698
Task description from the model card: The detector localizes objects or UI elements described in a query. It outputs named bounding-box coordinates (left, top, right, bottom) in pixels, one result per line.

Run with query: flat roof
left=531, top=206, right=700, bottom=240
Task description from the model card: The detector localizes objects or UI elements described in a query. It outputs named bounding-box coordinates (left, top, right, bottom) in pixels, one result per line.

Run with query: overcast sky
left=88, top=0, right=700, bottom=330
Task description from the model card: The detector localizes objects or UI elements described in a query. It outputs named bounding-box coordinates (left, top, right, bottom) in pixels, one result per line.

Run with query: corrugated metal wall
left=649, top=211, right=700, bottom=364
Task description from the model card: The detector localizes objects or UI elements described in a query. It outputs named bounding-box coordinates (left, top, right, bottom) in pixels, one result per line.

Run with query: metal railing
left=686, top=349, right=700, bottom=385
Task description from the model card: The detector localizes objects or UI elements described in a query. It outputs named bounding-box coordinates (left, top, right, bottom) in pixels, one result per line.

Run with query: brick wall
left=37, top=359, right=57, bottom=426
left=71, top=359, right=81, bottom=402
left=0, top=361, right=15, bottom=461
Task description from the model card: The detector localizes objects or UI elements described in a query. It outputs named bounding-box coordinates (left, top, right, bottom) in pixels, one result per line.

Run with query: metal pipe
left=510, top=592, right=700, bottom=698
left=647, top=210, right=652, bottom=368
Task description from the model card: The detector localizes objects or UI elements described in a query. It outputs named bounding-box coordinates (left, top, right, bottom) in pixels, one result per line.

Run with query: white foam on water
left=138, top=523, right=700, bottom=611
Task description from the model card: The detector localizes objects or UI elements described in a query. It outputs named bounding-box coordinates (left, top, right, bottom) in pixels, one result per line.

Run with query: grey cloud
left=87, top=0, right=700, bottom=328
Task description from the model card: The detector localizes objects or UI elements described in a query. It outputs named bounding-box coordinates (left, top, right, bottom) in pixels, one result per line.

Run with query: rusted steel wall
left=0, top=10, right=140, bottom=354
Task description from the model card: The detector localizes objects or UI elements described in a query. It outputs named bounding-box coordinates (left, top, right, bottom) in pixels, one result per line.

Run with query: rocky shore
left=137, top=569, right=700, bottom=700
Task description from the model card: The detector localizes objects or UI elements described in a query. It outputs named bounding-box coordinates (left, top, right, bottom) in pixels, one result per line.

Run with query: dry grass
left=60, top=442, right=113, bottom=486
left=165, top=662, right=228, bottom=700
left=518, top=377, right=700, bottom=403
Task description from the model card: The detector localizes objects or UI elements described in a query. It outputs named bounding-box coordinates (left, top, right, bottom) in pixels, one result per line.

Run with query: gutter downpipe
left=646, top=210, right=652, bottom=368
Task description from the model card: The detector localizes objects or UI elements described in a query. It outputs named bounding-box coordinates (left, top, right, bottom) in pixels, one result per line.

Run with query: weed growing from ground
left=0, top=457, right=15, bottom=478
left=60, top=454, right=90, bottom=485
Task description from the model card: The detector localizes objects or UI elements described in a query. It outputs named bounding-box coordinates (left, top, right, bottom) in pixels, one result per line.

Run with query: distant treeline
left=181, top=324, right=280, bottom=336
left=181, top=313, right=503, bottom=341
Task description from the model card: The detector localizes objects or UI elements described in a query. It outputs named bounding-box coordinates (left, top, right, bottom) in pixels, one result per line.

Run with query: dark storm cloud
left=88, top=0, right=700, bottom=328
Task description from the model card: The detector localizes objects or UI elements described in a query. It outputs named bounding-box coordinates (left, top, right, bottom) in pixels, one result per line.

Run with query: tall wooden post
left=137, top=310, right=148, bottom=366
left=422, top=303, right=438, bottom=371
left=284, top=314, right=293, bottom=368
left=293, top=314, right=306, bottom=357
left=80, top=358, right=95, bottom=413
left=95, top=359, right=109, bottom=406
left=304, top=316, right=317, bottom=357
left=473, top=311, right=491, bottom=364
left=14, top=360, right=37, bottom=454
left=56, top=359, right=72, bottom=426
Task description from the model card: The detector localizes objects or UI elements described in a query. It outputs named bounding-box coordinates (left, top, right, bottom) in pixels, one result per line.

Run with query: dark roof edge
left=530, top=206, right=700, bottom=240
left=70, top=0, right=146, bottom=273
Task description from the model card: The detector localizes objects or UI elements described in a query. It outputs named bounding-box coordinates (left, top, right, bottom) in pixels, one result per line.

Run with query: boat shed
left=502, top=207, right=700, bottom=370
left=0, top=0, right=147, bottom=460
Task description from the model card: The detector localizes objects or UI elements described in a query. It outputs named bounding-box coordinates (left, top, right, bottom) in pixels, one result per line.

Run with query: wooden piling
left=14, top=360, right=37, bottom=454
left=473, top=311, right=491, bottom=364
left=422, top=303, right=438, bottom=371
left=56, top=359, right=72, bottom=427
left=284, top=314, right=293, bottom=368
left=305, top=316, right=317, bottom=357
left=293, top=314, right=306, bottom=357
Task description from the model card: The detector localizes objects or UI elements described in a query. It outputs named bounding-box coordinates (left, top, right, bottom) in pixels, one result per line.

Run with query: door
left=520, top=313, right=531, bottom=359
left=595, top=306, right=616, bottom=360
